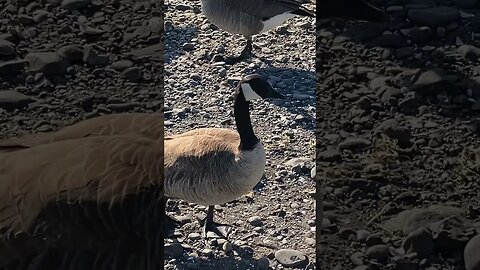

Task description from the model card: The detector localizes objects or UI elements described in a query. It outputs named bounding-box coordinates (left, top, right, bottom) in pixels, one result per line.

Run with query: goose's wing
left=164, top=129, right=240, bottom=168
left=0, top=113, right=162, bottom=152
left=224, top=0, right=314, bottom=19
left=0, top=135, right=163, bottom=238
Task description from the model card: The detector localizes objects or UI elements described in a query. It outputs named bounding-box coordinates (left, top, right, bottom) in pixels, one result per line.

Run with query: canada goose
left=0, top=134, right=164, bottom=269
left=200, top=0, right=315, bottom=63
left=164, top=74, right=285, bottom=237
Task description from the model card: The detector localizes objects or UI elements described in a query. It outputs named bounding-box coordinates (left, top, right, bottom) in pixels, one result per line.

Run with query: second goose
left=164, top=74, right=285, bottom=237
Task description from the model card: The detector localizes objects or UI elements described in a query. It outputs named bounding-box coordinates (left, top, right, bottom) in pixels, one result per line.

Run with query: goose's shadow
left=229, top=67, right=316, bottom=132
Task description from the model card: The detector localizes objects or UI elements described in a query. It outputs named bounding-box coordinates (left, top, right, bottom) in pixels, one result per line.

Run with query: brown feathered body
left=0, top=113, right=164, bottom=270
left=164, top=128, right=266, bottom=206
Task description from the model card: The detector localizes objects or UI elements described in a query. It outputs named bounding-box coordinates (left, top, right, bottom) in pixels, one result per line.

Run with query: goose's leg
left=224, top=37, right=253, bottom=64
left=202, top=206, right=231, bottom=239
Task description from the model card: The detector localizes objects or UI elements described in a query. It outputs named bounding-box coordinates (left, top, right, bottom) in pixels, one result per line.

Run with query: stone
left=61, top=0, right=90, bottom=10
left=413, top=69, right=447, bottom=90
left=111, top=60, right=134, bottom=71
left=408, top=7, right=460, bottom=26
left=25, top=52, right=68, bottom=75
left=247, top=216, right=263, bottom=226
left=453, top=0, right=478, bottom=8
left=0, top=91, right=35, bottom=111
left=0, top=40, right=15, bottom=56
left=274, top=249, right=308, bottom=267
left=57, top=44, right=83, bottom=62
left=0, top=59, right=26, bottom=75
left=338, top=137, right=371, bottom=150
left=122, top=67, right=142, bottom=82
left=402, top=228, right=434, bottom=258
left=366, top=244, right=391, bottom=261
left=458, top=44, right=480, bottom=61
left=318, top=147, right=341, bottom=162
left=83, top=46, right=109, bottom=66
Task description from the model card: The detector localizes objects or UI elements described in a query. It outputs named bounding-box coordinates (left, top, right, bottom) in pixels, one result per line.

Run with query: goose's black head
left=238, top=74, right=285, bottom=101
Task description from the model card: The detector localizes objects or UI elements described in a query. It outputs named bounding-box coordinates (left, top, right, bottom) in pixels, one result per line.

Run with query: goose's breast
left=165, top=143, right=266, bottom=206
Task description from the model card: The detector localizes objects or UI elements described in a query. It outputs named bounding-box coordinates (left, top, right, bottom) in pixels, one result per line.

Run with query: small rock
left=351, top=252, right=365, bottom=265
left=83, top=46, right=109, bottom=66
left=247, top=216, right=263, bottom=227
left=338, top=137, right=371, bottom=150
left=111, top=60, right=134, bottom=71
left=413, top=68, right=447, bottom=90
left=275, top=249, right=308, bottom=268
left=458, top=44, right=480, bottom=61
left=317, top=147, right=341, bottom=162
left=57, top=44, right=83, bottom=62
left=366, top=244, right=391, bottom=261
left=122, top=67, right=142, bottom=82
left=402, top=228, right=434, bottom=258
left=187, top=233, right=201, bottom=240
left=0, top=40, right=15, bottom=56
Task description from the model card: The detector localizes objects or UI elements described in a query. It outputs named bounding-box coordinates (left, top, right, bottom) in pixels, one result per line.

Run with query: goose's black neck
left=234, top=90, right=258, bottom=151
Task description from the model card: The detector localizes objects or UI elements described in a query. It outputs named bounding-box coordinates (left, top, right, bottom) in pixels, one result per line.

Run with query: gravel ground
left=0, top=0, right=162, bottom=139
left=163, top=0, right=316, bottom=269
left=318, top=1, right=480, bottom=270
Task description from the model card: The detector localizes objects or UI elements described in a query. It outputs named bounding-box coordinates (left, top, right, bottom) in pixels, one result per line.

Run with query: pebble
left=402, top=228, right=434, bottom=258
left=274, top=249, right=308, bottom=268
left=366, top=245, right=391, bottom=261
left=247, top=216, right=263, bottom=226
left=338, top=137, right=371, bottom=150
left=0, top=40, right=15, bottom=56
left=122, top=67, right=142, bottom=82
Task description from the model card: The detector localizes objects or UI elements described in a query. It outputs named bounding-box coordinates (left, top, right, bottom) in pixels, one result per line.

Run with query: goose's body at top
left=199, top=0, right=385, bottom=64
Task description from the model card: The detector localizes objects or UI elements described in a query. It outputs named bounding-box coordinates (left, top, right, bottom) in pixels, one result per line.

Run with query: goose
left=199, top=0, right=385, bottom=63
left=0, top=134, right=164, bottom=269
left=164, top=74, right=285, bottom=237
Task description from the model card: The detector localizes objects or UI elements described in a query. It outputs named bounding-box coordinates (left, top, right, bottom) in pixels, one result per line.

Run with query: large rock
left=61, top=0, right=90, bottom=10
left=408, top=7, right=460, bottom=26
left=0, top=91, right=35, bottom=111
left=0, top=59, right=26, bottom=75
left=25, top=52, right=68, bottom=75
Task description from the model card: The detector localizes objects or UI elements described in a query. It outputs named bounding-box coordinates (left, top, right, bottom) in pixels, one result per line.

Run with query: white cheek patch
left=241, top=83, right=262, bottom=101
left=261, top=12, right=297, bottom=33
